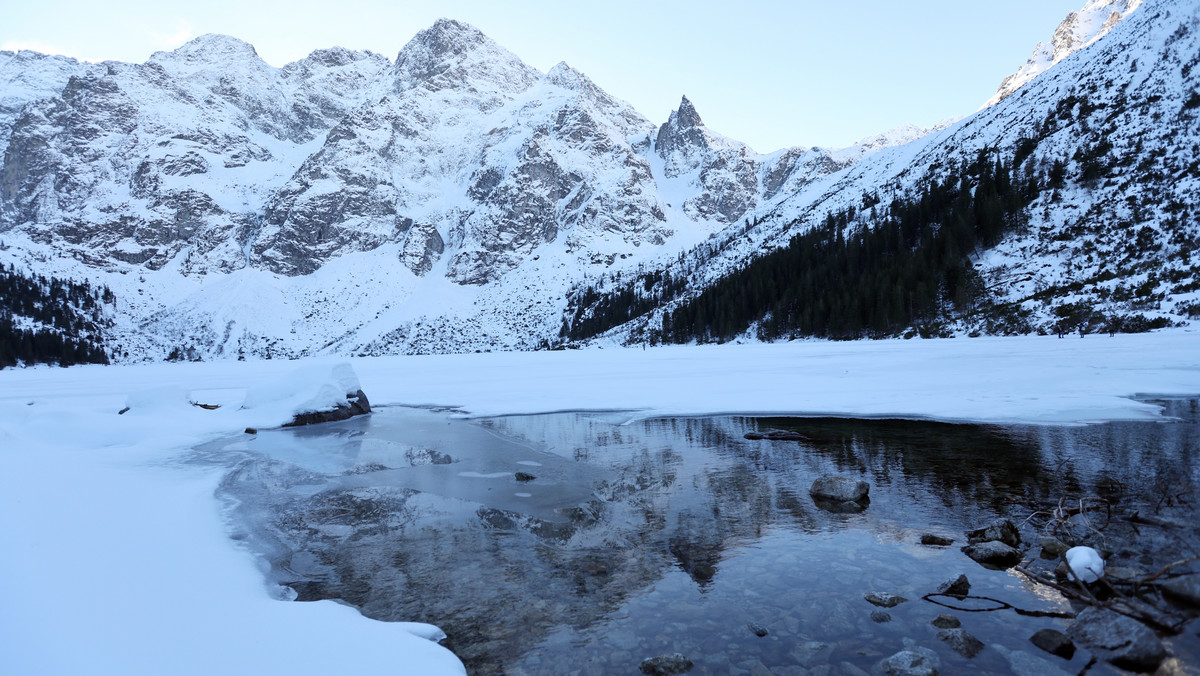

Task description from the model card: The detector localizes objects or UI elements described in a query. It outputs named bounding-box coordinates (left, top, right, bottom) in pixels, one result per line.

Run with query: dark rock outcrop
left=284, top=389, right=371, bottom=427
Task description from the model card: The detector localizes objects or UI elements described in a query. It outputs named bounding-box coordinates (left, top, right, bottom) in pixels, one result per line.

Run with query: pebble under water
left=196, top=399, right=1200, bottom=675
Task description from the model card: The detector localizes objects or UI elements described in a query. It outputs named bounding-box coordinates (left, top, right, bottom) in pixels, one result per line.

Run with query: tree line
left=0, top=263, right=113, bottom=368
left=563, top=147, right=1042, bottom=344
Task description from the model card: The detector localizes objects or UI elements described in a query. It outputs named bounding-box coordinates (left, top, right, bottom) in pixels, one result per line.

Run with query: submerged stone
left=879, top=648, right=938, bottom=676
left=865, top=592, right=908, bottom=608
left=931, top=614, right=960, bottom=629
left=938, top=628, right=984, bottom=658
left=640, top=653, right=693, bottom=675
left=920, top=534, right=954, bottom=546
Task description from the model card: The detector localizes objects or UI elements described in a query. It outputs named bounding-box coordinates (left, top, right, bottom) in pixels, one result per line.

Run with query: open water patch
left=197, top=400, right=1200, bottom=675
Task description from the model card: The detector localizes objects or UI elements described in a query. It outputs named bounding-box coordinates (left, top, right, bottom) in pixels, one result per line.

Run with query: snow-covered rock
left=242, top=362, right=370, bottom=426
left=1064, top=545, right=1105, bottom=583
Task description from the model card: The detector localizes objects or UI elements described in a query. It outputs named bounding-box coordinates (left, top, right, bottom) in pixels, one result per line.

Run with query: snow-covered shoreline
left=2, top=332, right=1198, bottom=674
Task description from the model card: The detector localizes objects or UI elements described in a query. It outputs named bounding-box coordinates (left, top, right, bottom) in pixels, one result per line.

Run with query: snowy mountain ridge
left=984, top=0, right=1146, bottom=107
left=1, top=0, right=1196, bottom=361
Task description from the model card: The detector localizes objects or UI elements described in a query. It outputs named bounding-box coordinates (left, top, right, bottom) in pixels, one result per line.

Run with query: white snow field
left=2, top=332, right=1199, bottom=675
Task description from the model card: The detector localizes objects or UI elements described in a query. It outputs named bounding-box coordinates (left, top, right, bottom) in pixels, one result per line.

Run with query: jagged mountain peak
left=393, top=18, right=539, bottom=95
left=149, top=33, right=266, bottom=72
left=674, top=95, right=704, bottom=129
left=545, top=61, right=589, bottom=89
left=984, top=0, right=1145, bottom=107
left=411, top=18, right=490, bottom=56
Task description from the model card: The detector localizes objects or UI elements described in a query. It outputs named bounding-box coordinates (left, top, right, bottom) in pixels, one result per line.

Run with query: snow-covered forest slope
left=0, top=0, right=1196, bottom=361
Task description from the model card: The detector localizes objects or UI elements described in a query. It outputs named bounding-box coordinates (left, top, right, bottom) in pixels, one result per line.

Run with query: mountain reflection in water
left=199, top=399, right=1199, bottom=676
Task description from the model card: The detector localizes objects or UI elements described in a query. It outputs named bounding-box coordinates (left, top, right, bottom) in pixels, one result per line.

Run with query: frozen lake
left=198, top=401, right=1200, bottom=675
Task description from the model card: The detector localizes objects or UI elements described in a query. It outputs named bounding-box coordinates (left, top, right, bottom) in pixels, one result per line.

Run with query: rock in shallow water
left=936, top=574, right=970, bottom=597
left=1029, top=628, right=1075, bottom=659
left=1160, top=574, right=1200, bottom=607
left=962, top=540, right=1023, bottom=568
left=937, top=628, right=984, bottom=658
left=810, top=476, right=870, bottom=502
left=930, top=614, right=960, bottom=629
left=1066, top=606, right=1166, bottom=671
left=879, top=646, right=939, bottom=676
left=920, top=534, right=954, bottom=546
left=991, top=644, right=1071, bottom=676
left=966, top=518, right=1021, bottom=548
left=865, top=592, right=908, bottom=608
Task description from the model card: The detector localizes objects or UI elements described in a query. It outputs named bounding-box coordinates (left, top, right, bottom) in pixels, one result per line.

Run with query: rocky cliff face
left=0, top=35, right=391, bottom=274
left=0, top=20, right=886, bottom=288
left=654, top=96, right=761, bottom=224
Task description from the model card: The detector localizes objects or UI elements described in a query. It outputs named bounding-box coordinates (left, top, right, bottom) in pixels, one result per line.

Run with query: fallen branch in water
left=1014, top=564, right=1190, bottom=634
left=921, top=592, right=1075, bottom=619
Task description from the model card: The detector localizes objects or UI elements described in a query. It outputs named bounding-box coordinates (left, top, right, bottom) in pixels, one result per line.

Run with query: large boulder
left=1066, top=607, right=1166, bottom=672
left=962, top=541, right=1023, bottom=568
left=967, top=518, right=1021, bottom=548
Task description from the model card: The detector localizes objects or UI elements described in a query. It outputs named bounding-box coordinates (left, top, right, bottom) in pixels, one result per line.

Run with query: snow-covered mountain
left=0, top=0, right=1196, bottom=361
left=984, top=0, right=1145, bottom=107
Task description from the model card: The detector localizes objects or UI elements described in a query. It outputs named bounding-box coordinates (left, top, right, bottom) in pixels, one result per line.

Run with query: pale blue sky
left=2, top=0, right=1085, bottom=150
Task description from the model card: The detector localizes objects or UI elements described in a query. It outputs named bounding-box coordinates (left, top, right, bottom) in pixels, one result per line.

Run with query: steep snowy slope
left=566, top=0, right=1199, bottom=343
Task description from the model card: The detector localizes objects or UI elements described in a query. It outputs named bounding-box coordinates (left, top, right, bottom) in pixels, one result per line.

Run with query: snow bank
left=1, top=332, right=1198, bottom=674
